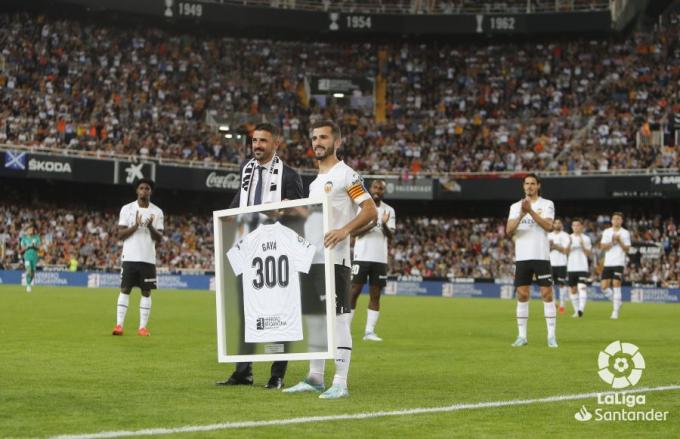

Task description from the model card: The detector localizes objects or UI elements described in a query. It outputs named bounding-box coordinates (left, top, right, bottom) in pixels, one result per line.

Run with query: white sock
left=139, top=296, right=151, bottom=328
left=308, top=359, right=325, bottom=386
left=559, top=286, right=568, bottom=307
left=569, top=293, right=579, bottom=313
left=365, top=309, right=380, bottom=334
left=332, top=314, right=352, bottom=388
left=305, top=315, right=327, bottom=352
left=602, top=287, right=613, bottom=300
left=516, top=301, right=528, bottom=339
left=116, top=293, right=129, bottom=326
left=613, top=287, right=622, bottom=313
left=577, top=283, right=587, bottom=313
left=305, top=315, right=327, bottom=385
left=544, top=301, right=556, bottom=339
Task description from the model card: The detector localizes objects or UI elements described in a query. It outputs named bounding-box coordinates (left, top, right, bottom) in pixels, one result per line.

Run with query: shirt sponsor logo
left=256, top=316, right=287, bottom=330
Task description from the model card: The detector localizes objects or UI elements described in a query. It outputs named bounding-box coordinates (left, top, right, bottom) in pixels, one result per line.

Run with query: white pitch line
left=50, top=384, right=680, bottom=439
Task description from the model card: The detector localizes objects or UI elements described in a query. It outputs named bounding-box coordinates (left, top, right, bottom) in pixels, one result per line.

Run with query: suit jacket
left=229, top=161, right=303, bottom=208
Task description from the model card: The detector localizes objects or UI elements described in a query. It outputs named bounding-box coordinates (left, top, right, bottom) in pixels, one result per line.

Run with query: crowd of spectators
left=2, top=204, right=678, bottom=287
left=0, top=204, right=214, bottom=272
left=0, top=12, right=677, bottom=175
left=391, top=214, right=680, bottom=286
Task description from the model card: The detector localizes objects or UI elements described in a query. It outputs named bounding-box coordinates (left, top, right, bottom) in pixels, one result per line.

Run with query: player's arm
left=325, top=198, right=377, bottom=249
left=350, top=219, right=376, bottom=238
left=563, top=236, right=572, bottom=255
left=553, top=243, right=568, bottom=254
left=146, top=216, right=162, bottom=243
left=615, top=233, right=631, bottom=253
left=118, top=211, right=141, bottom=241
left=381, top=209, right=395, bottom=241
left=505, top=203, right=524, bottom=236
left=557, top=237, right=570, bottom=255
left=525, top=201, right=553, bottom=232
left=583, top=238, right=593, bottom=257
left=599, top=233, right=613, bottom=251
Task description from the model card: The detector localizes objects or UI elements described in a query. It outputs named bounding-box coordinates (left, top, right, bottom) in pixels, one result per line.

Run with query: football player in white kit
left=350, top=179, right=396, bottom=342
left=567, top=219, right=592, bottom=318
left=113, top=178, right=164, bottom=337
left=506, top=174, right=557, bottom=348
left=599, top=212, right=631, bottom=319
left=548, top=219, right=570, bottom=314
left=283, top=120, right=377, bottom=399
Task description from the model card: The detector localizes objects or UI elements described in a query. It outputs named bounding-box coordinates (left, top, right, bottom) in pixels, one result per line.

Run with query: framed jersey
left=213, top=197, right=336, bottom=363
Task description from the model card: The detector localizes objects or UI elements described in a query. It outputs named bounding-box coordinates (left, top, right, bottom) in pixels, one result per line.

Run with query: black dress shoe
left=216, top=373, right=253, bottom=386
left=264, top=376, right=284, bottom=389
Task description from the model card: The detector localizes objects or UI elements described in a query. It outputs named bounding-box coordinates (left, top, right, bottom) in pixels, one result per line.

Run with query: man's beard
left=315, top=146, right=334, bottom=161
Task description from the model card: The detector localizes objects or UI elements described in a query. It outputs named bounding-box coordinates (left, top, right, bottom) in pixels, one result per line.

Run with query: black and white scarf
left=238, top=155, right=284, bottom=207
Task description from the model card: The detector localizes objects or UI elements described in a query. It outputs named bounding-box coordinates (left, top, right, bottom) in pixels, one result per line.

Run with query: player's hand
left=521, top=198, right=532, bottom=213
left=324, top=228, right=349, bottom=249
left=381, top=211, right=390, bottom=225
left=145, top=215, right=155, bottom=228
left=135, top=211, right=141, bottom=227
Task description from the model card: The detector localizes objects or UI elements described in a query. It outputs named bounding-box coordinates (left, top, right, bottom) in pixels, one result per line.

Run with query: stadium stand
left=0, top=10, right=677, bottom=173
left=3, top=204, right=677, bottom=286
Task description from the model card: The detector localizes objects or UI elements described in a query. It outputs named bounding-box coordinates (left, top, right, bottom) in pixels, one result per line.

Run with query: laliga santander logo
left=574, top=341, right=668, bottom=423
left=597, top=340, right=645, bottom=389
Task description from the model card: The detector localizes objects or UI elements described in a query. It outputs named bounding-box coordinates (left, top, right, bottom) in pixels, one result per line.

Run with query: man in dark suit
left=216, top=122, right=303, bottom=390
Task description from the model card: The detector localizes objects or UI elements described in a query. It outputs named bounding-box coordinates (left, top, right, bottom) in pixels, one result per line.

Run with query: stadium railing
left=1, top=143, right=676, bottom=178
left=217, top=0, right=611, bottom=14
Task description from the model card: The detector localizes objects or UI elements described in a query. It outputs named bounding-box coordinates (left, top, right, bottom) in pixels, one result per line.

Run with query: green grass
left=1, top=285, right=678, bottom=438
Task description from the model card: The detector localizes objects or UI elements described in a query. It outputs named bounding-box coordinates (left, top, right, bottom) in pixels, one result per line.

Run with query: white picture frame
left=212, top=196, right=336, bottom=363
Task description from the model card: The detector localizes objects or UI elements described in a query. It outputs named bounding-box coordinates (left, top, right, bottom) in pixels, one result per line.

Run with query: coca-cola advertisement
left=155, top=165, right=241, bottom=192
left=205, top=171, right=240, bottom=190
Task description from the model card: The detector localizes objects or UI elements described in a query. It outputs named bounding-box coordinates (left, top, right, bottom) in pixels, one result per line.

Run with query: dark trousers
left=235, top=360, right=287, bottom=379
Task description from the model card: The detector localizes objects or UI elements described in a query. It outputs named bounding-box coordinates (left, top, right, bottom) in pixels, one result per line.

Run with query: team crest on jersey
left=324, top=181, right=333, bottom=193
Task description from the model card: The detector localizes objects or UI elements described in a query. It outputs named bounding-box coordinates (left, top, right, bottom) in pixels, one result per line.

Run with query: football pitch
left=1, top=285, right=678, bottom=438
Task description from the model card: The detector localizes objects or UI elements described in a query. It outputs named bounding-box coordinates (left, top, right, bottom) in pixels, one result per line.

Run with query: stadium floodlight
left=333, top=93, right=345, bottom=98
left=224, top=134, right=233, bottom=139
left=218, top=125, right=230, bottom=132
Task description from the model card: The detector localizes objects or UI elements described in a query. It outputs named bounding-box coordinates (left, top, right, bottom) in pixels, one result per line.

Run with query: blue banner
left=2, top=270, right=678, bottom=303
left=378, top=280, right=677, bottom=304
left=0, top=270, right=214, bottom=291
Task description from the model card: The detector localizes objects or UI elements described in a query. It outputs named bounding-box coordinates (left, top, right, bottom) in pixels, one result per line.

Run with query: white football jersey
left=601, top=227, right=631, bottom=267
left=567, top=233, right=592, bottom=272
left=227, top=222, right=315, bottom=343
left=508, top=197, right=555, bottom=261
left=353, top=201, right=395, bottom=264
left=308, top=161, right=371, bottom=267
left=118, top=201, right=164, bottom=264
left=548, top=231, right=570, bottom=267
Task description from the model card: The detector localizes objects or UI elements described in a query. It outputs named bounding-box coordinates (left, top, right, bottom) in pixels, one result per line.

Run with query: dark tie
left=253, top=166, right=264, bottom=205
